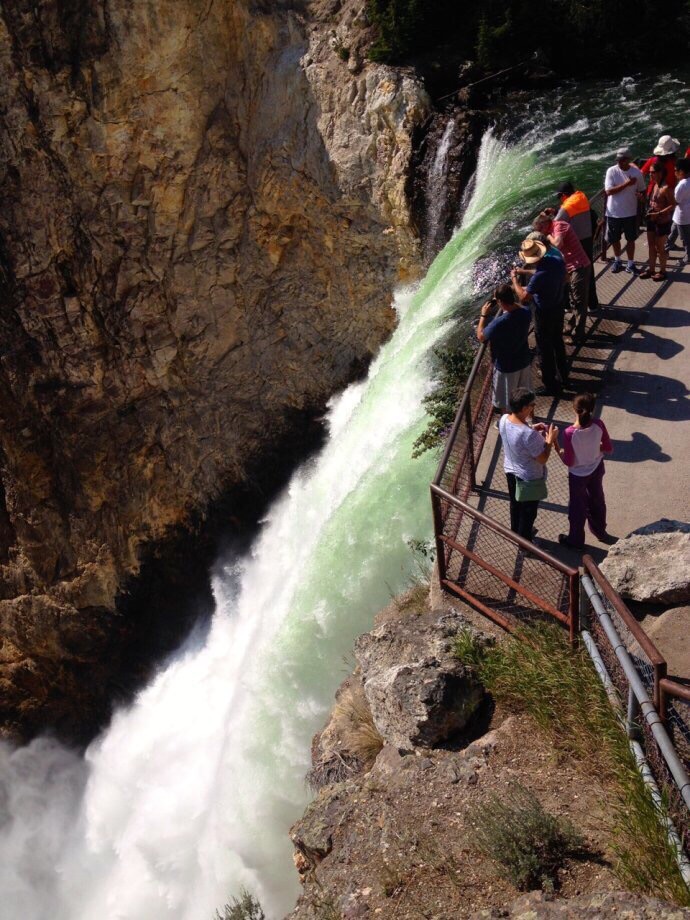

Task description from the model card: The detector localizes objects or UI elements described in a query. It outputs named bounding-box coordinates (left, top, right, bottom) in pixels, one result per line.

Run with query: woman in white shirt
left=499, top=388, right=558, bottom=543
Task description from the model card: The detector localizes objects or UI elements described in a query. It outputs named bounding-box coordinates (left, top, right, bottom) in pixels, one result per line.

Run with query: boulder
left=354, top=610, right=484, bottom=749
left=645, top=605, right=690, bottom=678
left=600, top=522, right=690, bottom=605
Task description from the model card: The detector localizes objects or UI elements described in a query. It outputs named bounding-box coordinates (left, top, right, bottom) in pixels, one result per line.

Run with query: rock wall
left=0, top=0, right=430, bottom=738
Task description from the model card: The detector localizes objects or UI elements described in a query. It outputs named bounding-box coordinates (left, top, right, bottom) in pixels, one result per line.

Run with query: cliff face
left=0, top=0, right=430, bottom=737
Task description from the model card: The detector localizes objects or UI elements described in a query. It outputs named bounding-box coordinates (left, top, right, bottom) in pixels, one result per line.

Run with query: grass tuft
left=455, top=623, right=690, bottom=906
left=469, top=784, right=583, bottom=892
left=308, top=682, right=384, bottom=791
left=332, top=682, right=384, bottom=767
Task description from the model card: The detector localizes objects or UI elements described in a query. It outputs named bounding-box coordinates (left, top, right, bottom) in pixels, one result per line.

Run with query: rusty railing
left=432, top=484, right=579, bottom=639
left=581, top=556, right=690, bottom=854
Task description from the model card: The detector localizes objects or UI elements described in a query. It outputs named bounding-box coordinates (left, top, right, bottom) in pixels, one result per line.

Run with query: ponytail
left=574, top=392, right=595, bottom=427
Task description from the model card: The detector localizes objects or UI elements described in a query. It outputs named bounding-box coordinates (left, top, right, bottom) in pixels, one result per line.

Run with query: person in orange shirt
left=554, top=183, right=599, bottom=310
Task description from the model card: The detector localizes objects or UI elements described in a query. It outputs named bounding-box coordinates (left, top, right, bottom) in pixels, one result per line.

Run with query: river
left=1, top=74, right=689, bottom=920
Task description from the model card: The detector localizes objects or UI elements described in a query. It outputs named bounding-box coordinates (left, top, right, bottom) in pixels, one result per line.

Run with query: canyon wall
left=0, top=0, right=430, bottom=737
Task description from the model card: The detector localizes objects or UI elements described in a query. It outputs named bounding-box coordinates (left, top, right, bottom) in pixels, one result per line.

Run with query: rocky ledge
left=288, top=593, right=634, bottom=919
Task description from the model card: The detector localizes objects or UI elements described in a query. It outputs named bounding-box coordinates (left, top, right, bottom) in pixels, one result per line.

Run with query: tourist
left=673, top=157, right=690, bottom=264
left=499, top=388, right=558, bottom=543
left=604, top=147, right=646, bottom=274
left=476, top=284, right=532, bottom=415
left=640, top=135, right=680, bottom=191
left=511, top=239, right=568, bottom=397
left=555, top=393, right=616, bottom=551
left=554, top=182, right=600, bottom=310
left=534, top=209, right=592, bottom=341
left=640, top=161, right=674, bottom=281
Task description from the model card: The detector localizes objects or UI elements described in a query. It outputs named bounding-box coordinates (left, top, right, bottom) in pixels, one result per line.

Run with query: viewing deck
left=473, top=251, right=690, bottom=569
left=431, top=251, right=690, bottom=851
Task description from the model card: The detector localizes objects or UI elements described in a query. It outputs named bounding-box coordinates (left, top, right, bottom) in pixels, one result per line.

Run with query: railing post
left=656, top=664, right=668, bottom=719
left=626, top=687, right=640, bottom=739
left=569, top=572, right=580, bottom=646
left=431, top=489, right=447, bottom=585
left=465, top=398, right=477, bottom=491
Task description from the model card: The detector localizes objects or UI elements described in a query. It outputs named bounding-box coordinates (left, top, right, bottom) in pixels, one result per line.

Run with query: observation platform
left=473, top=251, right=690, bottom=563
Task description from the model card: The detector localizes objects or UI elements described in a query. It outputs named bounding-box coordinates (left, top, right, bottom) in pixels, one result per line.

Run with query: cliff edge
left=0, top=0, right=430, bottom=738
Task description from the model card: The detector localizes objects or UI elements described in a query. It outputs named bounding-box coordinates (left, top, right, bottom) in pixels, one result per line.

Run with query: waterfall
left=425, top=118, right=456, bottom=257
left=1, top=130, right=524, bottom=920
left=1, top=74, right=688, bottom=920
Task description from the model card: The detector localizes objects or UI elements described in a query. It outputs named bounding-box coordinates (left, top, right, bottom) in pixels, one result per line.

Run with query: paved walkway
left=473, top=250, right=690, bottom=570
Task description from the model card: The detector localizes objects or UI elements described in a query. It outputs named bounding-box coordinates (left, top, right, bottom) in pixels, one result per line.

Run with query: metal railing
left=432, top=484, right=579, bottom=639
left=430, top=337, right=580, bottom=639
left=582, top=556, right=667, bottom=707
left=581, top=558, right=690, bottom=857
left=431, top=186, right=609, bottom=633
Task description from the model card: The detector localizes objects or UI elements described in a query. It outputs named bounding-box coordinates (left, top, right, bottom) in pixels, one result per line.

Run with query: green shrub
left=412, top=340, right=475, bottom=459
left=469, top=784, right=583, bottom=891
left=215, top=890, right=264, bottom=920
left=455, top=624, right=690, bottom=906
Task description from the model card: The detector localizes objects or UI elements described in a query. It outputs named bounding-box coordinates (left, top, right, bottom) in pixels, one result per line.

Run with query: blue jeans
left=678, top=223, right=690, bottom=260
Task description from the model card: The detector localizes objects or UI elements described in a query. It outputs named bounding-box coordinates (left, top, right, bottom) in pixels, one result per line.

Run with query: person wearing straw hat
left=604, top=146, right=646, bottom=274
left=510, top=239, right=568, bottom=397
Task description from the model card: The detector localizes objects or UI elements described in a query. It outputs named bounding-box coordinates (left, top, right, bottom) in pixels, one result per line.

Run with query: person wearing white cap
left=641, top=136, right=683, bottom=253
left=641, top=135, right=681, bottom=191
left=604, top=147, right=646, bottom=274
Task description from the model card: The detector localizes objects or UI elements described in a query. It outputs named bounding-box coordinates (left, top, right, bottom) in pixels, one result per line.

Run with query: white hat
left=653, top=135, right=680, bottom=156
left=616, top=146, right=633, bottom=160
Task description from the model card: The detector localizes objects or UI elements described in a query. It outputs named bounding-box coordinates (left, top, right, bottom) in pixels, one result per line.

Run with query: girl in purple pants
left=556, top=393, right=617, bottom=550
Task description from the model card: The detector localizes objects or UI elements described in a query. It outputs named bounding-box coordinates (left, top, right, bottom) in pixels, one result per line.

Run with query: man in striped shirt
left=555, top=183, right=599, bottom=310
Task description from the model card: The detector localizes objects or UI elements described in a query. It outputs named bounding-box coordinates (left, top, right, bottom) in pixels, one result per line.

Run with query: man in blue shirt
left=477, top=284, right=532, bottom=413
left=510, top=238, right=568, bottom=397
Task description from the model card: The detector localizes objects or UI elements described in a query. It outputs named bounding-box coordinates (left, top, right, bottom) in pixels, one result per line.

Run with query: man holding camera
left=477, top=283, right=532, bottom=415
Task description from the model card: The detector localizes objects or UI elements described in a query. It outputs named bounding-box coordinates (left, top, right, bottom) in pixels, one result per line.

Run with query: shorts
left=492, top=363, right=532, bottom=411
left=606, top=215, right=638, bottom=244
left=647, top=220, right=672, bottom=237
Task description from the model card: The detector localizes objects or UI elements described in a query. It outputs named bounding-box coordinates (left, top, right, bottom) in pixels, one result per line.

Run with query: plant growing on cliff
left=214, top=890, right=264, bottom=920
left=455, top=624, right=690, bottom=907
left=469, top=784, right=583, bottom=891
left=307, top=681, right=384, bottom=791
left=412, top=340, right=475, bottom=459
